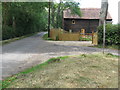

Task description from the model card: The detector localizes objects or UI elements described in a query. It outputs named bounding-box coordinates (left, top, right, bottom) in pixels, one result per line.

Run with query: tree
left=50, top=1, right=81, bottom=28
left=2, top=2, right=48, bottom=40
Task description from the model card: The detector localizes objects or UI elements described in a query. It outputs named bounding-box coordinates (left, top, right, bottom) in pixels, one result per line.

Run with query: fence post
left=81, top=29, right=85, bottom=38
left=92, top=32, right=98, bottom=45
left=92, top=30, right=94, bottom=44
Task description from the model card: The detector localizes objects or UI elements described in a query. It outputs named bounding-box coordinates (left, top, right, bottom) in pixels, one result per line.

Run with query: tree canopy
left=2, top=1, right=81, bottom=40
left=51, top=1, right=81, bottom=28
left=2, top=2, right=48, bottom=40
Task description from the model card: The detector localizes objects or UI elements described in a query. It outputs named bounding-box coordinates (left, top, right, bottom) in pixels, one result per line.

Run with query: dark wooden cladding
left=64, top=19, right=100, bottom=33
left=63, top=8, right=112, bottom=33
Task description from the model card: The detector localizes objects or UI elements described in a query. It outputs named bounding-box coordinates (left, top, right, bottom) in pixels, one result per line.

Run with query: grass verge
left=42, top=33, right=53, bottom=40
left=1, top=33, right=37, bottom=45
left=2, top=56, right=69, bottom=88
left=90, top=44, right=119, bottom=50
left=2, top=53, right=119, bottom=88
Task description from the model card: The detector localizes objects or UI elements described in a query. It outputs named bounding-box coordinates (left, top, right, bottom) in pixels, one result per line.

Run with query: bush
left=2, top=26, right=16, bottom=40
left=97, top=24, right=120, bottom=45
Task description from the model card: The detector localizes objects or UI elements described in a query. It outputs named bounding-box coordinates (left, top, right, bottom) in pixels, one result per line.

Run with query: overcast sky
left=56, top=0, right=119, bottom=24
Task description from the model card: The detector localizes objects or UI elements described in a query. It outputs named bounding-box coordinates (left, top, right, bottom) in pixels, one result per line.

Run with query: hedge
left=97, top=24, right=120, bottom=45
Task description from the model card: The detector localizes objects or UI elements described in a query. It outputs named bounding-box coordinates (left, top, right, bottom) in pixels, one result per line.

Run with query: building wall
left=64, top=19, right=99, bottom=33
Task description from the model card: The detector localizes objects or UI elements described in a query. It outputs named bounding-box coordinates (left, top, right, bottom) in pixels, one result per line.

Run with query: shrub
left=2, top=26, right=16, bottom=40
left=97, top=24, right=119, bottom=45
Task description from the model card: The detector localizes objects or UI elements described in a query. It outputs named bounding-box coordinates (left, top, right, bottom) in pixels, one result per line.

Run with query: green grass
left=42, top=33, right=53, bottom=40
left=79, top=36, right=92, bottom=41
left=2, top=56, right=69, bottom=88
left=90, top=44, right=119, bottom=50
left=2, top=53, right=118, bottom=88
left=1, top=33, right=37, bottom=45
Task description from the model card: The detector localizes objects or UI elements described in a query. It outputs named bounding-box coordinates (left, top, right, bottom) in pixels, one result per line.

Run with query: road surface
left=1, top=32, right=119, bottom=80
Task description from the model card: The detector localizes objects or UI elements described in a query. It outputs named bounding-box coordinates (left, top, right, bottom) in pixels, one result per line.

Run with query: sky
left=78, top=0, right=119, bottom=24
left=56, top=0, right=119, bottom=24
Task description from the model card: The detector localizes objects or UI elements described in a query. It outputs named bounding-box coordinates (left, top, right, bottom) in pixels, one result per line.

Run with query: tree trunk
left=12, top=16, right=16, bottom=31
left=48, top=1, right=51, bottom=37
left=56, top=0, right=62, bottom=28
left=3, top=2, right=7, bottom=27
left=51, top=3, right=55, bottom=28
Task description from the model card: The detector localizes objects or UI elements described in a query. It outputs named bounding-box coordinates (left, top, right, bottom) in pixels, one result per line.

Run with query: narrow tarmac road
left=1, top=32, right=119, bottom=80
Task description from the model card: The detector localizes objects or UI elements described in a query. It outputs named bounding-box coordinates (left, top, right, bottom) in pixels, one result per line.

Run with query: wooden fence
left=59, top=33, right=80, bottom=41
left=50, top=29, right=61, bottom=40
left=50, top=29, right=80, bottom=41
left=50, top=28, right=98, bottom=45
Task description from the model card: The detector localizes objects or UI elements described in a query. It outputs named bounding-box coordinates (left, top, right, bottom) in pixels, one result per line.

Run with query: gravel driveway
left=1, top=32, right=119, bottom=80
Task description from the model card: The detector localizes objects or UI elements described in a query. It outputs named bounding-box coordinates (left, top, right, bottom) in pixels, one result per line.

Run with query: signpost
left=99, top=0, right=108, bottom=54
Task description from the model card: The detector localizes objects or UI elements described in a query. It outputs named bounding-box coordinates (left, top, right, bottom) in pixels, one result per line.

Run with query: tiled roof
left=63, top=8, right=112, bottom=19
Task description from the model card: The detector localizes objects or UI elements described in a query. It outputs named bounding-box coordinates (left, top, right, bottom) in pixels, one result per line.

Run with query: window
left=72, top=20, right=75, bottom=24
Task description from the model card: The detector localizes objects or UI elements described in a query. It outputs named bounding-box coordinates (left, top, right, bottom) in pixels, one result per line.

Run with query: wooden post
left=92, top=30, right=94, bottom=44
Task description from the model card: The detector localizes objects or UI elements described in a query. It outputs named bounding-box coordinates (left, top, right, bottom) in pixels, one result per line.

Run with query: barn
left=63, top=8, right=112, bottom=33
